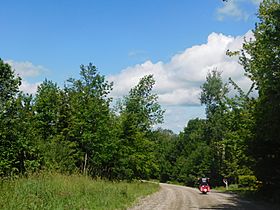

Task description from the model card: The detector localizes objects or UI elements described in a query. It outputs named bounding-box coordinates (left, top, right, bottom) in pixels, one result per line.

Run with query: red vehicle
left=199, top=183, right=210, bottom=194
left=199, top=178, right=210, bottom=194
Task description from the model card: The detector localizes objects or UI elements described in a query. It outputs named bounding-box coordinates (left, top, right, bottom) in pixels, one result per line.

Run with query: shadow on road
left=199, top=191, right=280, bottom=210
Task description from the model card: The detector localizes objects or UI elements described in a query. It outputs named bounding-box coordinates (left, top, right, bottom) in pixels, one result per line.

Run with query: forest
left=0, top=0, right=279, bottom=202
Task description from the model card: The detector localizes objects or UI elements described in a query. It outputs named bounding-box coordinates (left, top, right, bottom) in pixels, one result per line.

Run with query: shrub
left=238, top=175, right=257, bottom=188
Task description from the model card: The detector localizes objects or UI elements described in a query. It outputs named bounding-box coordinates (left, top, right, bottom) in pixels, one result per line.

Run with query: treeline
left=157, top=71, right=255, bottom=187
left=156, top=0, right=280, bottom=201
left=0, top=61, right=165, bottom=180
left=0, top=0, right=279, bottom=201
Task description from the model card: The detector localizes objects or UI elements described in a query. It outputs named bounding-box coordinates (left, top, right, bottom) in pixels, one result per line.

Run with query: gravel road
left=128, top=183, right=278, bottom=210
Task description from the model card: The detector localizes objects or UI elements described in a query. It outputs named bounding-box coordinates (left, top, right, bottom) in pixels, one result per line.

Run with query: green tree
left=0, top=59, right=21, bottom=176
left=240, top=0, right=280, bottom=193
left=9, top=93, right=42, bottom=174
left=120, top=75, right=164, bottom=132
left=152, top=128, right=177, bottom=182
left=34, top=80, right=61, bottom=141
left=199, top=69, right=256, bottom=185
left=173, top=119, right=211, bottom=186
left=0, top=59, right=21, bottom=108
left=200, top=69, right=228, bottom=117
left=218, top=78, right=255, bottom=180
left=34, top=80, right=78, bottom=172
left=200, top=70, right=229, bottom=185
left=0, top=59, right=40, bottom=176
left=65, top=63, right=115, bottom=177
left=116, top=75, right=164, bottom=179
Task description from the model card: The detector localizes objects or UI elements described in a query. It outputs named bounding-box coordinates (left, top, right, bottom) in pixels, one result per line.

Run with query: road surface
left=128, top=183, right=277, bottom=210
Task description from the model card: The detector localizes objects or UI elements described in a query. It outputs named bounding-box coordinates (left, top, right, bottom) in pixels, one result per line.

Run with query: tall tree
left=218, top=79, right=255, bottom=181
left=10, top=93, right=42, bottom=174
left=173, top=119, right=212, bottom=186
left=34, top=80, right=61, bottom=141
left=0, top=59, right=20, bottom=176
left=240, top=0, right=280, bottom=193
left=120, top=75, right=164, bottom=132
left=34, top=80, right=78, bottom=172
left=200, top=70, right=229, bottom=185
left=200, top=69, right=228, bottom=117
left=153, top=128, right=177, bottom=182
left=65, top=63, right=115, bottom=177
left=0, top=58, right=21, bottom=109
left=0, top=59, right=40, bottom=176
left=116, top=75, right=164, bottom=179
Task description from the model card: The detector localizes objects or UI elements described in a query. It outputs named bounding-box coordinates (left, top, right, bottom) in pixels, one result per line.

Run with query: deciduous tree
left=240, top=0, right=280, bottom=193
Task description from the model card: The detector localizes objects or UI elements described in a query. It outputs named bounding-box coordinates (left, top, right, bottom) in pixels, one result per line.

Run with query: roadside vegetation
left=0, top=0, right=279, bottom=207
left=0, top=173, right=159, bottom=210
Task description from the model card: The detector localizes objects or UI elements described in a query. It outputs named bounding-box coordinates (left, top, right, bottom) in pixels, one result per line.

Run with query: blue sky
left=0, top=0, right=261, bottom=133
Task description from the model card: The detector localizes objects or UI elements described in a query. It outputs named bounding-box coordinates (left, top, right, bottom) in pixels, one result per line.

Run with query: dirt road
left=128, top=183, right=277, bottom=210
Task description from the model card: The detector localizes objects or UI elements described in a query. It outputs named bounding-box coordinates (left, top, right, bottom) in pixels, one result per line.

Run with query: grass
left=215, top=184, right=256, bottom=193
left=214, top=184, right=263, bottom=201
left=166, top=180, right=184, bottom=186
left=0, top=173, right=159, bottom=210
left=214, top=184, right=280, bottom=208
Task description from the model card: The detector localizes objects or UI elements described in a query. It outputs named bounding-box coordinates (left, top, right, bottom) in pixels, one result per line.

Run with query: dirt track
left=128, top=183, right=277, bottom=210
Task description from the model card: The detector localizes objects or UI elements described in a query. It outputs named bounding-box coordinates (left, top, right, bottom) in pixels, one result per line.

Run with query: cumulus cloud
left=5, top=60, right=46, bottom=94
left=217, top=0, right=249, bottom=21
left=158, top=105, right=206, bottom=132
left=216, top=0, right=263, bottom=21
left=250, top=0, right=263, bottom=5
left=6, top=60, right=47, bottom=78
left=109, top=30, right=254, bottom=106
left=19, top=80, right=41, bottom=95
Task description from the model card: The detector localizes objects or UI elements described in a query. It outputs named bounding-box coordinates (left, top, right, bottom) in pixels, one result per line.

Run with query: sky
left=0, top=0, right=262, bottom=133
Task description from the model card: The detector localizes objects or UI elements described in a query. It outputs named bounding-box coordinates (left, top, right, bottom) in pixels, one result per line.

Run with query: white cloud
left=159, top=88, right=201, bottom=105
left=156, top=105, right=205, bottom=133
left=6, top=60, right=47, bottom=78
left=19, top=80, right=41, bottom=95
left=250, top=0, right=263, bottom=5
left=109, top=31, right=254, bottom=107
left=216, top=0, right=249, bottom=21
left=216, top=0, right=263, bottom=21
left=5, top=60, right=46, bottom=94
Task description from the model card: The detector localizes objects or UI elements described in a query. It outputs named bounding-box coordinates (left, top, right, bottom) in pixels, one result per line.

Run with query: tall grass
left=0, top=173, right=159, bottom=210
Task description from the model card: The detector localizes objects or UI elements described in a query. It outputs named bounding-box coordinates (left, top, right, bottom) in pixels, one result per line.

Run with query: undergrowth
left=0, top=172, right=159, bottom=210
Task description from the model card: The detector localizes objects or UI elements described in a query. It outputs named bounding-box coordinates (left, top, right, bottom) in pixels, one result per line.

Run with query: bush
left=238, top=175, right=257, bottom=188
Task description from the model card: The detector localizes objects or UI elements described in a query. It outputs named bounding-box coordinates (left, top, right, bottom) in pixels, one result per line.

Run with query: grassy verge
left=214, top=185, right=280, bottom=208
left=214, top=184, right=246, bottom=192
left=0, top=173, right=159, bottom=210
left=214, top=184, right=257, bottom=197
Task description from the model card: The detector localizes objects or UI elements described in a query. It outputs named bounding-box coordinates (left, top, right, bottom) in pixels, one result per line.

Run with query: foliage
left=0, top=60, right=166, bottom=180
left=0, top=60, right=41, bottom=177
left=238, top=175, right=257, bottom=188
left=196, top=68, right=256, bottom=186
left=239, top=0, right=280, bottom=193
left=34, top=80, right=78, bottom=173
left=0, top=58, right=21, bottom=107
left=120, top=74, right=164, bottom=132
left=65, top=63, right=116, bottom=177
left=115, top=75, right=164, bottom=180
left=153, top=129, right=177, bottom=183
left=200, top=69, right=228, bottom=121
left=171, top=119, right=211, bottom=185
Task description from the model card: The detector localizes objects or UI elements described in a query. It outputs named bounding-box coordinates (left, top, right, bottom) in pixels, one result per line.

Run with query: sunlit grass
left=0, top=173, right=159, bottom=210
